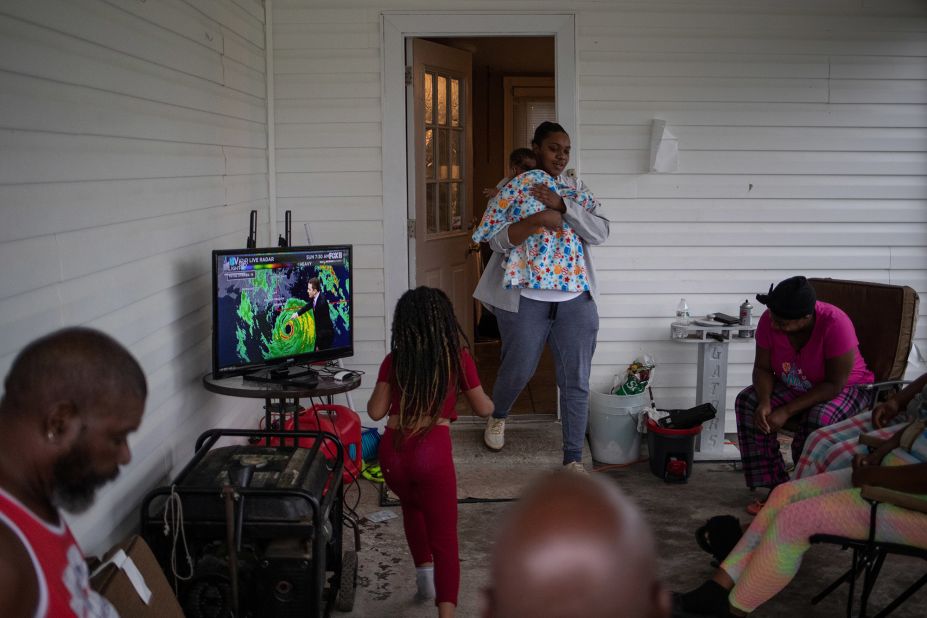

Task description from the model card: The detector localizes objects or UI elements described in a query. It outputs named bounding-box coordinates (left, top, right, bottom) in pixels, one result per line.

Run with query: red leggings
left=379, top=425, right=459, bottom=606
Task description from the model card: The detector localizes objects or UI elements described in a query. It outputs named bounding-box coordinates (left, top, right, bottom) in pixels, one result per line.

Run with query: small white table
left=671, top=320, right=756, bottom=462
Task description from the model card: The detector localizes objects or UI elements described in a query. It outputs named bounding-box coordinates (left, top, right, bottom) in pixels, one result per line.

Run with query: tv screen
left=211, top=245, right=353, bottom=379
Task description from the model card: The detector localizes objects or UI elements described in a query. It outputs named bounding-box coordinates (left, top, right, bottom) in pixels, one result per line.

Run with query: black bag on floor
left=695, top=515, right=743, bottom=566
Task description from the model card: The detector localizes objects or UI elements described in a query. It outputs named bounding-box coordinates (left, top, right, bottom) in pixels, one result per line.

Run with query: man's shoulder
left=0, top=509, right=37, bottom=572
left=0, top=521, right=38, bottom=617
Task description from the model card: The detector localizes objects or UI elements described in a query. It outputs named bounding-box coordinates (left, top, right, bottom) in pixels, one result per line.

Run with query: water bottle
left=672, top=298, right=690, bottom=339
left=739, top=299, right=754, bottom=338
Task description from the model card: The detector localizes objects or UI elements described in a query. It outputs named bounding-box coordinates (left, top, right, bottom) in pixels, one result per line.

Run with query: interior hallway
left=347, top=420, right=926, bottom=617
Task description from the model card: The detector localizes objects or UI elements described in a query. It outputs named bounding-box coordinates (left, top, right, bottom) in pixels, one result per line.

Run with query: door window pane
left=437, top=76, right=447, bottom=126
left=438, top=128, right=449, bottom=180
left=451, top=79, right=460, bottom=127
left=450, top=182, right=462, bottom=231
left=419, top=66, right=468, bottom=239
left=449, top=130, right=461, bottom=180
left=424, top=72, right=433, bottom=124
left=425, top=128, right=434, bottom=180
left=426, top=183, right=437, bottom=233
left=459, top=182, right=466, bottom=231
left=439, top=183, right=449, bottom=232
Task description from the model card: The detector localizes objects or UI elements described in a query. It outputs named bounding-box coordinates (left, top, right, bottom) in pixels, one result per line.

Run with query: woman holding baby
left=471, top=121, right=610, bottom=471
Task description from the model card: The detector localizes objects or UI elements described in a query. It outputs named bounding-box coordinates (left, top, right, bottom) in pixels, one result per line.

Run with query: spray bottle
left=739, top=299, right=754, bottom=338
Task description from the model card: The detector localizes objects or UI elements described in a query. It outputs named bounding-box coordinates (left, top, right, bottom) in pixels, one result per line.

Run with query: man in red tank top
left=0, top=328, right=147, bottom=617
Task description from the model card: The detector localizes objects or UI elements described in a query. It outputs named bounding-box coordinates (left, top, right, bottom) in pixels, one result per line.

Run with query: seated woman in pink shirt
left=735, top=276, right=873, bottom=512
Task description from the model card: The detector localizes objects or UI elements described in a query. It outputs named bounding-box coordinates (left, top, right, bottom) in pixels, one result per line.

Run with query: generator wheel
left=335, top=550, right=358, bottom=612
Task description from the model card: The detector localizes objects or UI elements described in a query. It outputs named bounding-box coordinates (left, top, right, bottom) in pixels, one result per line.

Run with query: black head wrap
left=755, top=276, right=816, bottom=319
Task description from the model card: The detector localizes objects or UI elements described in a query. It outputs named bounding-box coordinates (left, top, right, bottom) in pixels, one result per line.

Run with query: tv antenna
left=246, top=210, right=257, bottom=248
left=278, top=210, right=291, bottom=247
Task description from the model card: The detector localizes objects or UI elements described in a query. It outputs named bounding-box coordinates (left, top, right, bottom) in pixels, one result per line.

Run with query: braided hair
left=389, top=286, right=468, bottom=437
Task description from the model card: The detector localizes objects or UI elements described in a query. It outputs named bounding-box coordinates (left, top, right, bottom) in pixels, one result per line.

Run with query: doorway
left=382, top=13, right=576, bottom=416
left=408, top=35, right=557, bottom=415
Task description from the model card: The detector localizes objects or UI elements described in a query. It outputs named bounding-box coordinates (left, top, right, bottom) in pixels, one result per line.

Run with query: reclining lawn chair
left=807, top=277, right=919, bottom=401
left=810, top=480, right=927, bottom=617
left=782, top=279, right=919, bottom=440
left=788, top=279, right=922, bottom=616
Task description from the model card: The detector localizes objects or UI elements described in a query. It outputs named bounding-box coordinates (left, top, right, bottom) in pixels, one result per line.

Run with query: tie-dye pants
left=720, top=466, right=927, bottom=613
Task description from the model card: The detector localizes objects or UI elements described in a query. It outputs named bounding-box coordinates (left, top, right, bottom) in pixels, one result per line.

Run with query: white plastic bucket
left=588, top=390, right=647, bottom=464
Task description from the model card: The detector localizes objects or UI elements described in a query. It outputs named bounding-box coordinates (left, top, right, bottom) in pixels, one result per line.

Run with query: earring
left=47, top=431, right=55, bottom=442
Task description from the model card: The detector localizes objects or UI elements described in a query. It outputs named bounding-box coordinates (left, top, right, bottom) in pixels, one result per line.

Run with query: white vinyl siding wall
left=273, top=0, right=927, bottom=430
left=575, top=5, right=927, bottom=426
left=272, top=7, right=389, bottom=386
left=0, top=0, right=267, bottom=553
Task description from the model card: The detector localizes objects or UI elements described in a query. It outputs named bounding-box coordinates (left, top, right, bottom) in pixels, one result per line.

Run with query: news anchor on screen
left=291, top=277, right=334, bottom=350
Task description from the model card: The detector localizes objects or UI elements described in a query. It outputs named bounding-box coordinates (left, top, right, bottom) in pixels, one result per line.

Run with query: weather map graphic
left=214, top=250, right=352, bottom=371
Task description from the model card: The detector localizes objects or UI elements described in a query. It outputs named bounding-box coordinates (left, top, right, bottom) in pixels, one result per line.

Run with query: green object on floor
left=362, top=462, right=384, bottom=483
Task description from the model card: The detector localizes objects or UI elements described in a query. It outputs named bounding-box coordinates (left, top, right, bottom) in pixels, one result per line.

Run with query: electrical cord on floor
left=377, top=486, right=517, bottom=508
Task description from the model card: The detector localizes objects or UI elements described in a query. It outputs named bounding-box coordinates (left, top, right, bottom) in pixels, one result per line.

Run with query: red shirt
left=0, top=488, right=117, bottom=617
left=376, top=347, right=481, bottom=421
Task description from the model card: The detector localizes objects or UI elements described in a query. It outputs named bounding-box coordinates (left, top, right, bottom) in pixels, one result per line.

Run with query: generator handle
left=192, top=428, right=344, bottom=487
left=191, top=428, right=345, bottom=525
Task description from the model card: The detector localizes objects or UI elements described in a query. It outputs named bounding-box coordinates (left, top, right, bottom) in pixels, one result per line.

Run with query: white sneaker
left=564, top=461, right=588, bottom=474
left=484, top=417, right=506, bottom=451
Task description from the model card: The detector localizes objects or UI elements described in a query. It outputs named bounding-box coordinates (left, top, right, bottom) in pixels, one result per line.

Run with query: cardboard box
left=90, top=534, right=185, bottom=618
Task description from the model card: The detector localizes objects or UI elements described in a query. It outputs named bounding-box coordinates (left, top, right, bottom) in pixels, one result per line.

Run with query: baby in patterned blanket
left=472, top=168, right=598, bottom=292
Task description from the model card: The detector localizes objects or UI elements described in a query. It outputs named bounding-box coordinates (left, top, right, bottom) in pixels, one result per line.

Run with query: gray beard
left=50, top=444, right=119, bottom=514
left=51, top=483, right=98, bottom=514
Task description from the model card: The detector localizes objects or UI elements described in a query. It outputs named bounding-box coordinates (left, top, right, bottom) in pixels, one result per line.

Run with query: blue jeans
left=491, top=293, right=599, bottom=463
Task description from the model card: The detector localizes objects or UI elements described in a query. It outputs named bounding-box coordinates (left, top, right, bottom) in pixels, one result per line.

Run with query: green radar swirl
left=264, top=298, right=317, bottom=359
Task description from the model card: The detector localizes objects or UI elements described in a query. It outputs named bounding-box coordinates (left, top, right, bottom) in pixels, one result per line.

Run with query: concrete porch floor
left=344, top=419, right=925, bottom=617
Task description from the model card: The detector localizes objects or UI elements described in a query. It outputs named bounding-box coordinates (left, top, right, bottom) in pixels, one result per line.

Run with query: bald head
left=1, top=327, right=147, bottom=419
left=485, top=472, right=669, bottom=618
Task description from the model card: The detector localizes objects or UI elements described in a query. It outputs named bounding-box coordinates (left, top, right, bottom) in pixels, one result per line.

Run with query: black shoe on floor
left=672, top=581, right=731, bottom=617
left=695, top=515, right=743, bottom=566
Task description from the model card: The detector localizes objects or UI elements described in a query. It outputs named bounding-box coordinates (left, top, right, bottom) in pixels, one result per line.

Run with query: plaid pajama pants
left=794, top=409, right=915, bottom=478
left=735, top=382, right=873, bottom=489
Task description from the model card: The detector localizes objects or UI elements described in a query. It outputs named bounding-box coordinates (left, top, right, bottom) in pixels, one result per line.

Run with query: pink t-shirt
left=755, top=301, right=874, bottom=392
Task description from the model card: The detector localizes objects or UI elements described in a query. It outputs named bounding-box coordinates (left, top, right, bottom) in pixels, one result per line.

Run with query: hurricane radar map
left=215, top=248, right=352, bottom=371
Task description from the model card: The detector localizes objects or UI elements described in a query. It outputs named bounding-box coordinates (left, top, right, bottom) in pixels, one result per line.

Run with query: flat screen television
left=211, top=245, right=353, bottom=383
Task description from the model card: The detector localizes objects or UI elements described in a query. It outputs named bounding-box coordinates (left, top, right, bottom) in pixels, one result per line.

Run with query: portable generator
left=140, top=428, right=358, bottom=618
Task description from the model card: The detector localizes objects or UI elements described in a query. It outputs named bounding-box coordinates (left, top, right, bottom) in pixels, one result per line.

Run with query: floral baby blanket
left=471, top=169, right=596, bottom=292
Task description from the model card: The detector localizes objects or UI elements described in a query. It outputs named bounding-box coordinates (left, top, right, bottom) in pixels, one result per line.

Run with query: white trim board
left=380, top=12, right=577, bottom=324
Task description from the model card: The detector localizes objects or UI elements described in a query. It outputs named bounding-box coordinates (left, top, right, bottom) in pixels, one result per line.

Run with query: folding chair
left=810, top=483, right=927, bottom=617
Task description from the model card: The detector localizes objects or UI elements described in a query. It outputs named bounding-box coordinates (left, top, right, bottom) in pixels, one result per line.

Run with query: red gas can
left=274, top=404, right=362, bottom=485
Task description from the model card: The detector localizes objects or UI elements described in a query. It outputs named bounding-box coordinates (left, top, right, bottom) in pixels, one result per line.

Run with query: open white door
left=407, top=38, right=476, bottom=340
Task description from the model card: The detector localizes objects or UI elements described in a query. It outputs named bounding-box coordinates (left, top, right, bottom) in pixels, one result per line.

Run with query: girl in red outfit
left=368, top=287, right=494, bottom=618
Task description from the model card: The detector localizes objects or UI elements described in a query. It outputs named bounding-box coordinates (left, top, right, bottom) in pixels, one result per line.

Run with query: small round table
left=203, top=372, right=362, bottom=444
